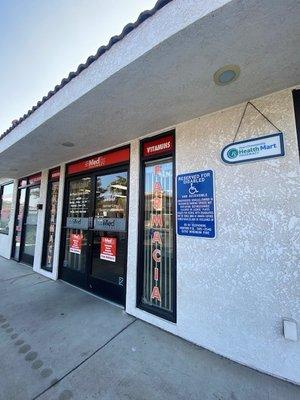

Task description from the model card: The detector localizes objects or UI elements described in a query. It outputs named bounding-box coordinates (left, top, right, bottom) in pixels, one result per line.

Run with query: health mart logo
left=221, top=133, right=284, bottom=164
left=227, top=148, right=239, bottom=159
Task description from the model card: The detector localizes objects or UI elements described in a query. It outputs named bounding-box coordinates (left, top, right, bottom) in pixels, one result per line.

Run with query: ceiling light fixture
left=213, top=65, right=240, bottom=86
left=61, top=141, right=75, bottom=147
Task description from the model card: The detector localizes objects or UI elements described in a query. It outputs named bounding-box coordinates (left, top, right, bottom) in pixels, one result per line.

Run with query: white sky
left=0, top=0, right=157, bottom=134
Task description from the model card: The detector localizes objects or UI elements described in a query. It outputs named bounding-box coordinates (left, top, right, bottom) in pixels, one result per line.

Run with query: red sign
left=28, top=173, right=42, bottom=185
left=143, top=134, right=174, bottom=157
left=100, top=237, right=117, bottom=262
left=50, top=168, right=60, bottom=180
left=70, top=233, right=83, bottom=255
left=67, top=147, right=130, bottom=175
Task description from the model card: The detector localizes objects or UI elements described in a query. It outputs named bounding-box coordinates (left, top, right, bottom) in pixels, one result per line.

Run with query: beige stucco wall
left=126, top=87, right=300, bottom=383
left=1, top=86, right=299, bottom=383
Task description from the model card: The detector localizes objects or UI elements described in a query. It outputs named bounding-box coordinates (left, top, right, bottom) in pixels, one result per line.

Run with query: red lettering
left=151, top=214, right=163, bottom=228
left=153, top=197, right=162, bottom=211
left=154, top=182, right=163, bottom=193
left=154, top=165, right=161, bottom=174
left=152, top=249, right=161, bottom=263
left=151, top=286, right=161, bottom=302
left=152, top=231, right=162, bottom=245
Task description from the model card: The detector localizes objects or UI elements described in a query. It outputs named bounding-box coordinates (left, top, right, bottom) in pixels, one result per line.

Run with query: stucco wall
left=0, top=179, right=18, bottom=259
left=0, top=86, right=298, bottom=383
left=126, top=87, right=300, bottom=383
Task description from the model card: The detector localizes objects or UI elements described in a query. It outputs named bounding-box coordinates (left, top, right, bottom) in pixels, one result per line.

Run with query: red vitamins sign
left=143, top=134, right=174, bottom=157
left=100, top=237, right=117, bottom=262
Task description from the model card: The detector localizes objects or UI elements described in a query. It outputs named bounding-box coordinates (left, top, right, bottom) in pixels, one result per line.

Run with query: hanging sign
left=143, top=134, right=174, bottom=157
left=100, top=237, right=117, bottom=262
left=69, top=233, right=83, bottom=254
left=221, top=133, right=284, bottom=164
left=177, top=170, right=215, bottom=238
left=67, top=147, right=130, bottom=175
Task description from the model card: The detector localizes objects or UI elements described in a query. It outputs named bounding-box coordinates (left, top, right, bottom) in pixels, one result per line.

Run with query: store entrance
left=12, top=173, right=42, bottom=266
left=20, top=185, right=40, bottom=265
left=60, top=167, right=128, bottom=305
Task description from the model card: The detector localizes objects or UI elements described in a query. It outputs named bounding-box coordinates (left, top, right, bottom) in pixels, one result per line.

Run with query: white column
left=33, top=169, right=48, bottom=274
left=125, top=140, right=140, bottom=313
left=52, top=163, right=66, bottom=280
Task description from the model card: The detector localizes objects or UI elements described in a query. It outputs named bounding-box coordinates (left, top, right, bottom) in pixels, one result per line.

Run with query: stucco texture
left=126, top=88, right=300, bottom=383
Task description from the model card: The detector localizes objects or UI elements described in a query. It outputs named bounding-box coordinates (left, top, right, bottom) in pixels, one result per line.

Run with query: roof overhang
left=1, top=0, right=299, bottom=178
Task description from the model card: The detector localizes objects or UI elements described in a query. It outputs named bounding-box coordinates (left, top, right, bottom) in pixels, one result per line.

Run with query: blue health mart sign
left=177, top=170, right=215, bottom=238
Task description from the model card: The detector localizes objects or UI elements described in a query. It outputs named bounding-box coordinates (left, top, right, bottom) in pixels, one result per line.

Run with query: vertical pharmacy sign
left=139, top=133, right=175, bottom=317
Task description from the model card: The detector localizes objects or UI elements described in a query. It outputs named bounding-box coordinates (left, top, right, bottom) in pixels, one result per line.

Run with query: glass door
left=12, top=188, right=26, bottom=261
left=89, top=171, right=128, bottom=304
left=60, top=169, right=128, bottom=305
left=61, top=176, right=92, bottom=288
left=20, top=185, right=40, bottom=265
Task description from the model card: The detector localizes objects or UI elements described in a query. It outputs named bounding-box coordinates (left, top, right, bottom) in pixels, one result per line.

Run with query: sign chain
left=233, top=101, right=283, bottom=143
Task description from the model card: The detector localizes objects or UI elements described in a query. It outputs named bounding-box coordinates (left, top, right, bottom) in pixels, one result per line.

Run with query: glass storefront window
left=137, top=132, right=175, bottom=321
left=63, top=177, right=91, bottom=272
left=140, top=158, right=174, bottom=315
left=91, top=172, right=128, bottom=284
left=22, top=186, right=40, bottom=260
left=0, top=183, right=13, bottom=235
left=42, top=179, right=60, bottom=272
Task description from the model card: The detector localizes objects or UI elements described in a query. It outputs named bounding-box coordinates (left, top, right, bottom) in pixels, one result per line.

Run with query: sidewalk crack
left=1, top=272, right=35, bottom=283
left=32, top=317, right=137, bottom=400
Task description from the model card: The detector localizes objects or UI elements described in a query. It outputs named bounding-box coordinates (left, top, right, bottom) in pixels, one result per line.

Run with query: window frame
left=0, top=182, right=14, bottom=235
left=136, top=130, right=177, bottom=323
left=41, top=168, right=60, bottom=272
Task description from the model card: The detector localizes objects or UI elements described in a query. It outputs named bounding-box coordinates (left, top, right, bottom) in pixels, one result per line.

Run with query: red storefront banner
left=143, top=134, right=174, bottom=157
left=69, top=233, right=83, bottom=255
left=100, top=237, right=117, bottom=262
left=28, top=173, right=42, bottom=185
left=67, top=147, right=130, bottom=175
left=50, top=168, right=60, bottom=180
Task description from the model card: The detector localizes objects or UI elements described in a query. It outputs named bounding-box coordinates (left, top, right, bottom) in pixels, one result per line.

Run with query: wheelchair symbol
left=189, top=183, right=199, bottom=195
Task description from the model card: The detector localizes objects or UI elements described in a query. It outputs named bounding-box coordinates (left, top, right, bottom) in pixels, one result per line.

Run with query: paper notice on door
left=100, top=237, right=117, bottom=262
left=70, top=233, right=83, bottom=255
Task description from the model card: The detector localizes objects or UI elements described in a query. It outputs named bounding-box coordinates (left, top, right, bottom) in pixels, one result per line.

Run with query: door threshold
left=59, top=279, right=125, bottom=310
left=19, top=262, right=33, bottom=269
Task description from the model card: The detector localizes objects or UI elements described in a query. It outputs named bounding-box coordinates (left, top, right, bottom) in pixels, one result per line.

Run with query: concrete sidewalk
left=0, top=258, right=299, bottom=400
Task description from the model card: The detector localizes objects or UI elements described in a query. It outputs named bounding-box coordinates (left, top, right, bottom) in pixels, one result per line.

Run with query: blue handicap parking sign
left=177, top=170, right=215, bottom=238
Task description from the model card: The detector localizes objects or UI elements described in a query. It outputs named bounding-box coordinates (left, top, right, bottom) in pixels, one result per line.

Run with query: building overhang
left=0, top=0, right=299, bottom=178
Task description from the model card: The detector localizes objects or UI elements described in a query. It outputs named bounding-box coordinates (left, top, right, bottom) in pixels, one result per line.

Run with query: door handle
left=88, top=217, right=94, bottom=229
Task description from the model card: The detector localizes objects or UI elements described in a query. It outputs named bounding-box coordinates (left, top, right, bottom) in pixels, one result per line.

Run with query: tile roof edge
left=0, top=0, right=173, bottom=141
